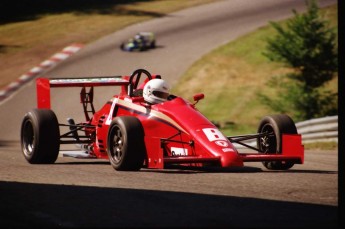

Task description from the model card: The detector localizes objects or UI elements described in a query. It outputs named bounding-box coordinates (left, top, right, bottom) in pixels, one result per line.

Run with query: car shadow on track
left=120, top=44, right=165, bottom=53
left=54, top=160, right=338, bottom=175
left=0, top=181, right=338, bottom=228
left=142, top=166, right=338, bottom=174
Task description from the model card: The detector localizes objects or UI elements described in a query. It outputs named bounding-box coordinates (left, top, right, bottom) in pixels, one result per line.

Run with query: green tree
left=260, top=0, right=338, bottom=121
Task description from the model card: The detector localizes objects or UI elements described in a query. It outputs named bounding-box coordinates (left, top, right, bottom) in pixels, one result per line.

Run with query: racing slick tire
left=150, top=40, right=156, bottom=49
left=257, top=114, right=297, bottom=170
left=107, top=116, right=146, bottom=171
left=20, top=108, right=60, bottom=164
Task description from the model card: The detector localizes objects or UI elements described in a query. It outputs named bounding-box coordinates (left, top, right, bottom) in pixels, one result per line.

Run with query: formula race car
left=120, top=32, right=156, bottom=52
left=20, top=69, right=304, bottom=171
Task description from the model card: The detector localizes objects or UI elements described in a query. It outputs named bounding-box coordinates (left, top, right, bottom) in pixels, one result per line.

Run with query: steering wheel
left=128, top=69, right=152, bottom=96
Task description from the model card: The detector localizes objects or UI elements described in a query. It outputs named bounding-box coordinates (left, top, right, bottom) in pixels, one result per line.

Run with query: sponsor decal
left=171, top=147, right=188, bottom=156
left=50, top=77, right=127, bottom=84
left=215, top=140, right=229, bottom=147
left=222, top=148, right=234, bottom=152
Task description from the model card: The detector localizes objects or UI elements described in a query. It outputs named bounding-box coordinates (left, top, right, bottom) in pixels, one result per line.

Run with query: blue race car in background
left=120, top=32, right=156, bottom=52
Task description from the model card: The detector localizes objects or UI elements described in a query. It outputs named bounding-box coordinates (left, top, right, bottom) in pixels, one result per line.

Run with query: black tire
left=107, top=116, right=146, bottom=171
left=150, top=40, right=156, bottom=48
left=20, top=109, right=60, bottom=164
left=257, top=114, right=297, bottom=170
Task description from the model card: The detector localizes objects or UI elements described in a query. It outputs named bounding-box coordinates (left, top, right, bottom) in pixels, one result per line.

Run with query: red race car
left=20, top=69, right=304, bottom=171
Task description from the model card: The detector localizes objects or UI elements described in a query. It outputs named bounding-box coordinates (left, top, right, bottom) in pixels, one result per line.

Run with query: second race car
left=120, top=32, right=156, bottom=52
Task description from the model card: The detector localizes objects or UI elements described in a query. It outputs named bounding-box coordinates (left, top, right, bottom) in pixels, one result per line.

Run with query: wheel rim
left=22, top=120, right=35, bottom=157
left=110, top=126, right=124, bottom=163
left=259, top=124, right=276, bottom=153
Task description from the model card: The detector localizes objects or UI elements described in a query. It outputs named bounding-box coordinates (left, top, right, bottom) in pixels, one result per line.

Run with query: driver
left=143, top=79, right=171, bottom=104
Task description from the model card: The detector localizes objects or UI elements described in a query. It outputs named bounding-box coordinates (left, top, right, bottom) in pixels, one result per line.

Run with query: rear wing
left=36, top=77, right=130, bottom=109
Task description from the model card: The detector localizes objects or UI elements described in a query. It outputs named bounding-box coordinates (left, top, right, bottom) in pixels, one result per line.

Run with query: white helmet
left=143, top=79, right=170, bottom=104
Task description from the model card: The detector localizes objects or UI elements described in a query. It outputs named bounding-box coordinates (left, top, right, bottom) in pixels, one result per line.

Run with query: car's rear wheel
left=107, top=116, right=146, bottom=171
left=150, top=40, right=156, bottom=48
left=21, top=109, right=60, bottom=164
left=257, top=114, right=297, bottom=170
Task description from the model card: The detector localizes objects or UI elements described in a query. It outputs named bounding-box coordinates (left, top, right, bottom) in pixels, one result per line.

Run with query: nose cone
left=220, top=150, right=244, bottom=167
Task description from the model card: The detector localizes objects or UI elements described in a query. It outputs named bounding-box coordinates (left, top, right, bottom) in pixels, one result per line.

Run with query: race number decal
left=202, top=128, right=229, bottom=147
left=202, top=128, right=227, bottom=141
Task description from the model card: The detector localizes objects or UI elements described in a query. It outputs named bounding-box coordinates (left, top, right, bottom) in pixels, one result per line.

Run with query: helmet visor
left=152, top=91, right=169, bottom=100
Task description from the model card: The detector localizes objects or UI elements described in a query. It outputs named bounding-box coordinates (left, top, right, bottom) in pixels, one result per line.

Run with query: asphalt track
left=0, top=0, right=339, bottom=227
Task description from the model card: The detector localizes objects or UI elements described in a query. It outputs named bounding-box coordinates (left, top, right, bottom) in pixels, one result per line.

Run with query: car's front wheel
left=107, top=116, right=146, bottom=171
left=257, top=114, right=297, bottom=170
left=21, top=108, right=60, bottom=164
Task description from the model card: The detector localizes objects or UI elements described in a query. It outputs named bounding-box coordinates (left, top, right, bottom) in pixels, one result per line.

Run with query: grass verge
left=171, top=3, right=338, bottom=150
left=0, top=0, right=216, bottom=89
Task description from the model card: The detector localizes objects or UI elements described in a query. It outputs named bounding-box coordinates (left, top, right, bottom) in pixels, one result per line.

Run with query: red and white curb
left=0, top=43, right=84, bottom=102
